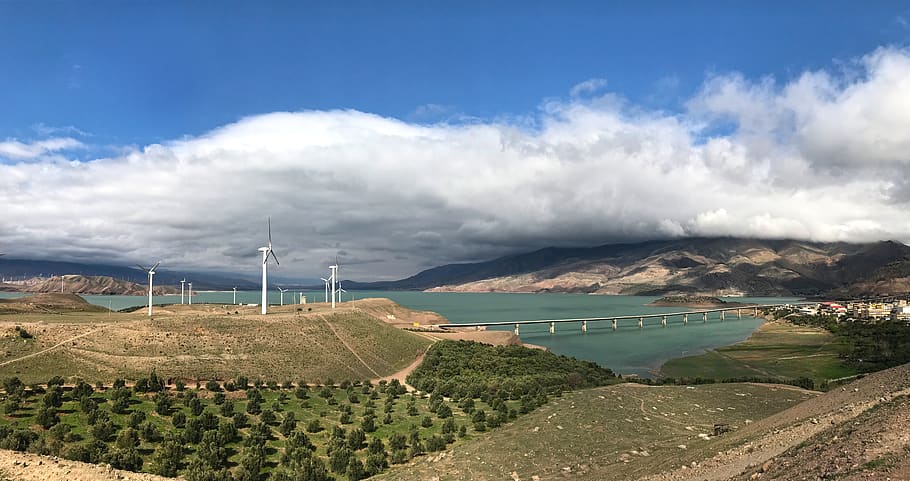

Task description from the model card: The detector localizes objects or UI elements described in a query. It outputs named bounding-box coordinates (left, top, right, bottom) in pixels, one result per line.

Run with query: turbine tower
left=329, top=264, right=337, bottom=309
left=321, top=278, right=329, bottom=303
left=278, top=286, right=288, bottom=306
left=136, top=262, right=161, bottom=317
left=188, top=283, right=193, bottom=305
left=258, top=217, right=280, bottom=315
left=180, top=278, right=186, bottom=304
left=233, top=287, right=237, bottom=305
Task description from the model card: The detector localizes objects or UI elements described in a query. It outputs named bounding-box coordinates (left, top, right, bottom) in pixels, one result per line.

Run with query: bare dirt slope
left=19, top=275, right=176, bottom=295
left=352, top=297, right=449, bottom=327
left=642, top=363, right=910, bottom=481
left=0, top=449, right=179, bottom=481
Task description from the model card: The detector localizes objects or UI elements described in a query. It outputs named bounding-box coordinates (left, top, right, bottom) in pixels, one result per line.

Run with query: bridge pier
left=582, top=320, right=587, bottom=333
left=549, top=322, right=555, bottom=334
left=514, top=324, right=519, bottom=335
left=720, top=310, right=726, bottom=321
left=661, top=316, right=667, bottom=327
left=612, top=319, right=617, bottom=330
left=683, top=313, right=688, bottom=324
left=737, top=309, right=742, bottom=319
left=703, top=312, right=708, bottom=322
left=753, top=307, right=758, bottom=317
left=638, top=317, right=643, bottom=329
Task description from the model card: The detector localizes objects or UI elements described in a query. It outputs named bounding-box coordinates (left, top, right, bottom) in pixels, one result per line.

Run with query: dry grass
left=0, top=299, right=431, bottom=384
left=377, top=382, right=816, bottom=481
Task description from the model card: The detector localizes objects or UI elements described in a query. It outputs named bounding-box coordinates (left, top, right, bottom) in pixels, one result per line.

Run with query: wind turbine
left=180, top=278, right=186, bottom=304
left=258, top=217, right=280, bottom=314
left=136, top=262, right=161, bottom=317
left=233, top=287, right=237, bottom=305
left=277, top=286, right=288, bottom=306
left=321, top=278, right=330, bottom=303
left=188, top=282, right=193, bottom=305
left=329, top=264, right=337, bottom=309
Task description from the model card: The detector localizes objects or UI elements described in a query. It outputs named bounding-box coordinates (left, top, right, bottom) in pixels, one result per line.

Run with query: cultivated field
left=0, top=296, right=432, bottom=384
left=0, top=377, right=508, bottom=479
left=658, top=320, right=856, bottom=387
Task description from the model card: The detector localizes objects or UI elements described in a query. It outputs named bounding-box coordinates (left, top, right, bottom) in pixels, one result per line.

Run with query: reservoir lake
left=0, top=290, right=799, bottom=377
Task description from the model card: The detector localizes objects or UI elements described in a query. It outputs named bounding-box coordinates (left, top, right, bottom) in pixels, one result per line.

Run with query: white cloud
left=569, top=78, right=609, bottom=98
left=2, top=47, right=910, bottom=280
left=0, top=137, right=85, bottom=160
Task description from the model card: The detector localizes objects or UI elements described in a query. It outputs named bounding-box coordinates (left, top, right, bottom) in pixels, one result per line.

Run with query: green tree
left=150, top=434, right=184, bottom=477
left=36, top=406, right=59, bottom=429
left=347, top=428, right=365, bottom=451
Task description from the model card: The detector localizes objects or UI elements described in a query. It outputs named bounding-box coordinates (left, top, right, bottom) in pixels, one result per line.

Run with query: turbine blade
left=270, top=249, right=280, bottom=265
left=136, top=264, right=148, bottom=272
left=151, top=261, right=161, bottom=271
left=268, top=217, right=272, bottom=246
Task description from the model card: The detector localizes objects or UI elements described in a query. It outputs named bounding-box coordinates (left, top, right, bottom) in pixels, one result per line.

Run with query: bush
left=306, top=419, right=322, bottom=433
left=15, top=326, right=33, bottom=339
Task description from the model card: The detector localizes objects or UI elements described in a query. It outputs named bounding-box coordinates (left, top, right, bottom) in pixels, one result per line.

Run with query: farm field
left=0, top=376, right=498, bottom=480
left=658, top=320, right=856, bottom=388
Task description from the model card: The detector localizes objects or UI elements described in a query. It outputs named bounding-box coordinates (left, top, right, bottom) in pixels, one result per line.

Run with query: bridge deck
left=434, top=301, right=814, bottom=329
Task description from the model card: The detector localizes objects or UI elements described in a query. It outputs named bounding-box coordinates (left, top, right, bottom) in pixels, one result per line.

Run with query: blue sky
left=2, top=2, right=908, bottom=147
left=2, top=2, right=910, bottom=280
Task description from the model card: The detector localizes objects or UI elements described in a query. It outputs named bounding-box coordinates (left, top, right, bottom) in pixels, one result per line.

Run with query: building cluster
left=779, top=298, right=910, bottom=322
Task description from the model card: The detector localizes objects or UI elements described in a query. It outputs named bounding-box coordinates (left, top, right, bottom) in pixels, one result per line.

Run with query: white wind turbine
left=136, top=262, right=161, bottom=317
left=321, top=277, right=329, bottom=303
left=188, top=282, right=193, bottom=305
left=277, top=286, right=289, bottom=306
left=233, top=287, right=237, bottom=305
left=180, top=278, right=186, bottom=304
left=334, top=257, right=345, bottom=304
left=329, top=264, right=337, bottom=309
left=258, top=218, right=280, bottom=314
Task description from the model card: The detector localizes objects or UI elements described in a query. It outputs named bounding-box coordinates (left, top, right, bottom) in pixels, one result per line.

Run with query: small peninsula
left=647, top=295, right=751, bottom=308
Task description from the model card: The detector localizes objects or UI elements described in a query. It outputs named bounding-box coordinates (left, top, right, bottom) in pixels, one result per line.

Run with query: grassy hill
left=379, top=362, right=910, bottom=481
left=0, top=293, right=109, bottom=314
left=377, top=382, right=816, bottom=481
left=0, top=298, right=431, bottom=384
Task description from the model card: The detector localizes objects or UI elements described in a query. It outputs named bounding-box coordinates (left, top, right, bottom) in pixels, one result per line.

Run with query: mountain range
left=0, top=258, right=257, bottom=291
left=351, top=237, right=910, bottom=297
left=4, top=238, right=910, bottom=297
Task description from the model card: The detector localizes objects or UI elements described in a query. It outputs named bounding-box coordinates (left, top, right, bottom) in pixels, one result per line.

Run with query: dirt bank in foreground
left=0, top=449, right=180, bottom=481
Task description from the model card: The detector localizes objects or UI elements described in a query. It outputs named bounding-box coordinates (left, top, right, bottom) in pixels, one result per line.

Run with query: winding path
left=320, top=316, right=381, bottom=378
left=0, top=326, right=107, bottom=367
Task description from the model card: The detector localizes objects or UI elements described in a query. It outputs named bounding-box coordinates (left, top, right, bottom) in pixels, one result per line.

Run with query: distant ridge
left=0, top=258, right=257, bottom=291
left=350, top=237, right=910, bottom=297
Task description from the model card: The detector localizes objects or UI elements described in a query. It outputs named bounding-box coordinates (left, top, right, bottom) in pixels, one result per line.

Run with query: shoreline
left=650, top=316, right=771, bottom=378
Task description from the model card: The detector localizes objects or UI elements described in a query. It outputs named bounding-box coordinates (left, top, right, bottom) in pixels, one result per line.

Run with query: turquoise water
left=0, top=290, right=798, bottom=377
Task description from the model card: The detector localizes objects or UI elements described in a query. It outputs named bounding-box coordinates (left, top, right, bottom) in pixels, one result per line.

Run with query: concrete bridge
left=435, top=302, right=816, bottom=335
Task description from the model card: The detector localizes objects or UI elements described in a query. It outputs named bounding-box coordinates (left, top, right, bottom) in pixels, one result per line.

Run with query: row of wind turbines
left=137, top=218, right=348, bottom=317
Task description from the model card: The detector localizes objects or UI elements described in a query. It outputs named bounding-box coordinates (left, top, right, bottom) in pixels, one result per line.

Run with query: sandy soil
left=0, top=450, right=180, bottom=481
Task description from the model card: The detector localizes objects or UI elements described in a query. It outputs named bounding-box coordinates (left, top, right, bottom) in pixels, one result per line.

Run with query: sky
left=1, top=2, right=910, bottom=281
